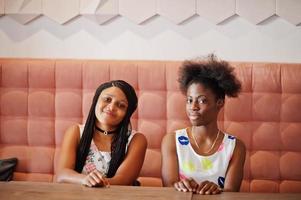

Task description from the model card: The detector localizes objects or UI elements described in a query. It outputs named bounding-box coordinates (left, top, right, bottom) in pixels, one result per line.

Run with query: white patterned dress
left=175, top=128, right=236, bottom=189
left=78, top=125, right=135, bottom=176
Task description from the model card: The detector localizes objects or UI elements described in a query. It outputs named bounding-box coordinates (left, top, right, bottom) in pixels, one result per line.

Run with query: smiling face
left=186, top=82, right=224, bottom=126
left=95, top=86, right=128, bottom=130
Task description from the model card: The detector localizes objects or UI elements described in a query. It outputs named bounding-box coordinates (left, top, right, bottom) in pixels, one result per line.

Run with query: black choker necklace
left=95, top=125, right=116, bottom=135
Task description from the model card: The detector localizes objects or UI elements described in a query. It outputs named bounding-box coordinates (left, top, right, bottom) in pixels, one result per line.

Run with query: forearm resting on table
left=56, top=168, right=85, bottom=184
left=106, top=174, right=137, bottom=185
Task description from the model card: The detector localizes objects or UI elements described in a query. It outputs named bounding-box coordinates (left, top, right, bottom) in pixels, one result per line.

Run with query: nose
left=107, top=102, right=116, bottom=111
left=190, top=100, right=199, bottom=111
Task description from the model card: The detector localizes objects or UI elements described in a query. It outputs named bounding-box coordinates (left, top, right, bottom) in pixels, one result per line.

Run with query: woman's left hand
left=195, top=181, right=222, bottom=195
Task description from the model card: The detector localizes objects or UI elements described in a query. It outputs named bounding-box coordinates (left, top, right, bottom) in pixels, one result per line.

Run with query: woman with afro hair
left=161, top=55, right=246, bottom=195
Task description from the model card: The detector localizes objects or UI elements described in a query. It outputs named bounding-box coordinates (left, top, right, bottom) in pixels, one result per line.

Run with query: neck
left=191, top=124, right=219, bottom=138
left=95, top=125, right=116, bottom=135
left=190, top=124, right=220, bottom=154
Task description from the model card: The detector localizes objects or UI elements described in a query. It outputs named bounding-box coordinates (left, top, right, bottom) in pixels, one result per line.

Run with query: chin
left=98, top=119, right=113, bottom=126
left=190, top=120, right=206, bottom=127
left=190, top=121, right=200, bottom=126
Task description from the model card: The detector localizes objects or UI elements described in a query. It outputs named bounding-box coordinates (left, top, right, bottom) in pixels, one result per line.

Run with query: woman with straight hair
left=57, top=80, right=147, bottom=187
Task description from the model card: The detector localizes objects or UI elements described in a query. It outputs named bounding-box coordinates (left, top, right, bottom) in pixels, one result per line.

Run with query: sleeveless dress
left=175, top=128, right=236, bottom=188
left=78, top=125, right=135, bottom=176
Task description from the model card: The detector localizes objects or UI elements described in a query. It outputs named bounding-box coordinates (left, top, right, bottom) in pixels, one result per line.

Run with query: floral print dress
left=78, top=125, right=134, bottom=177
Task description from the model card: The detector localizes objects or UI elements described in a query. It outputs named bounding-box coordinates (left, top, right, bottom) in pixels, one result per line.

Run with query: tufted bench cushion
left=0, top=58, right=301, bottom=192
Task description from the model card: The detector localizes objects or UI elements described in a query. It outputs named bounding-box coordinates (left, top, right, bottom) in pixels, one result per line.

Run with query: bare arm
left=224, top=138, right=246, bottom=192
left=57, top=127, right=147, bottom=186
left=106, top=133, right=147, bottom=185
left=161, top=133, right=179, bottom=187
left=56, top=125, right=86, bottom=184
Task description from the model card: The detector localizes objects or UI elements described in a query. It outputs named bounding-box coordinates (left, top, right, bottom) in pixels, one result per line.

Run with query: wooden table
left=0, top=181, right=191, bottom=200
left=0, top=182, right=301, bottom=200
left=192, top=192, right=301, bottom=200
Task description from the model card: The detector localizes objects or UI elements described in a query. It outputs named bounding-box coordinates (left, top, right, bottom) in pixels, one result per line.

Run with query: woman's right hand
left=174, top=178, right=222, bottom=195
left=194, top=180, right=222, bottom=195
left=81, top=170, right=110, bottom=187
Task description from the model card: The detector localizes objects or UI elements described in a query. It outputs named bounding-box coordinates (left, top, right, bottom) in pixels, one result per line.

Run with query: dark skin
left=161, top=82, right=246, bottom=194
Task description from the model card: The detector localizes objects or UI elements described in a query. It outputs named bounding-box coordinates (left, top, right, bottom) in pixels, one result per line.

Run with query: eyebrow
left=188, top=95, right=207, bottom=99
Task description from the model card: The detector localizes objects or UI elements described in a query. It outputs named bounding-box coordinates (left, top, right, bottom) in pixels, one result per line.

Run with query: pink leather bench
left=0, top=58, right=300, bottom=192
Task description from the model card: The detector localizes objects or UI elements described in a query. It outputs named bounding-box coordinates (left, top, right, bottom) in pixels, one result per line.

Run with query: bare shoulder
left=235, top=138, right=246, bottom=155
left=131, top=132, right=147, bottom=144
left=128, top=132, right=147, bottom=149
left=161, top=132, right=176, bottom=150
left=66, top=124, right=80, bottom=132
left=63, top=124, right=81, bottom=144
left=231, top=138, right=246, bottom=163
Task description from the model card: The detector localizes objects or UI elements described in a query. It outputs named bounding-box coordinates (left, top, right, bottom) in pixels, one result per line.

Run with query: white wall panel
left=236, top=0, right=276, bottom=24
left=42, top=0, right=80, bottom=24
left=197, top=0, right=235, bottom=24
left=0, top=0, right=299, bottom=26
left=277, top=0, right=301, bottom=25
left=0, top=0, right=5, bottom=16
left=5, top=0, right=41, bottom=24
left=80, top=0, right=119, bottom=24
left=158, top=0, right=195, bottom=24
left=119, top=0, right=156, bottom=24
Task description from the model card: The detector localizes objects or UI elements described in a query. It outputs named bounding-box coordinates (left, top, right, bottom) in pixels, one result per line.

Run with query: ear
left=216, top=99, right=224, bottom=109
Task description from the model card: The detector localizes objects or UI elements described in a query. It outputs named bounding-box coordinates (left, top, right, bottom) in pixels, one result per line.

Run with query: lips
left=188, top=114, right=200, bottom=120
left=103, top=111, right=116, bottom=117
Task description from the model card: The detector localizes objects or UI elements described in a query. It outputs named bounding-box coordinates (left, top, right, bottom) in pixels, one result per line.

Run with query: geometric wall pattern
left=197, top=0, right=236, bottom=24
left=158, top=0, right=195, bottom=24
left=0, top=0, right=4, bottom=16
left=120, top=0, right=157, bottom=24
left=1, top=0, right=301, bottom=25
left=276, top=0, right=301, bottom=25
left=80, top=0, right=119, bottom=24
left=42, top=0, right=79, bottom=25
left=4, top=0, right=42, bottom=24
left=236, top=0, right=276, bottom=25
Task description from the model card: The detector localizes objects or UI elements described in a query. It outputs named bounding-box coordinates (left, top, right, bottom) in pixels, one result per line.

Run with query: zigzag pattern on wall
left=0, top=0, right=300, bottom=26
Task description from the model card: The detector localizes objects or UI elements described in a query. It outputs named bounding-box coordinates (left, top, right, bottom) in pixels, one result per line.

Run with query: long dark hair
left=75, top=80, right=138, bottom=178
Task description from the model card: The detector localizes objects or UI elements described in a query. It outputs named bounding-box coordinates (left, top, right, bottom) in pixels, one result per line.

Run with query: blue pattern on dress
left=218, top=176, right=225, bottom=188
left=178, top=136, right=189, bottom=145
left=228, top=135, right=235, bottom=140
